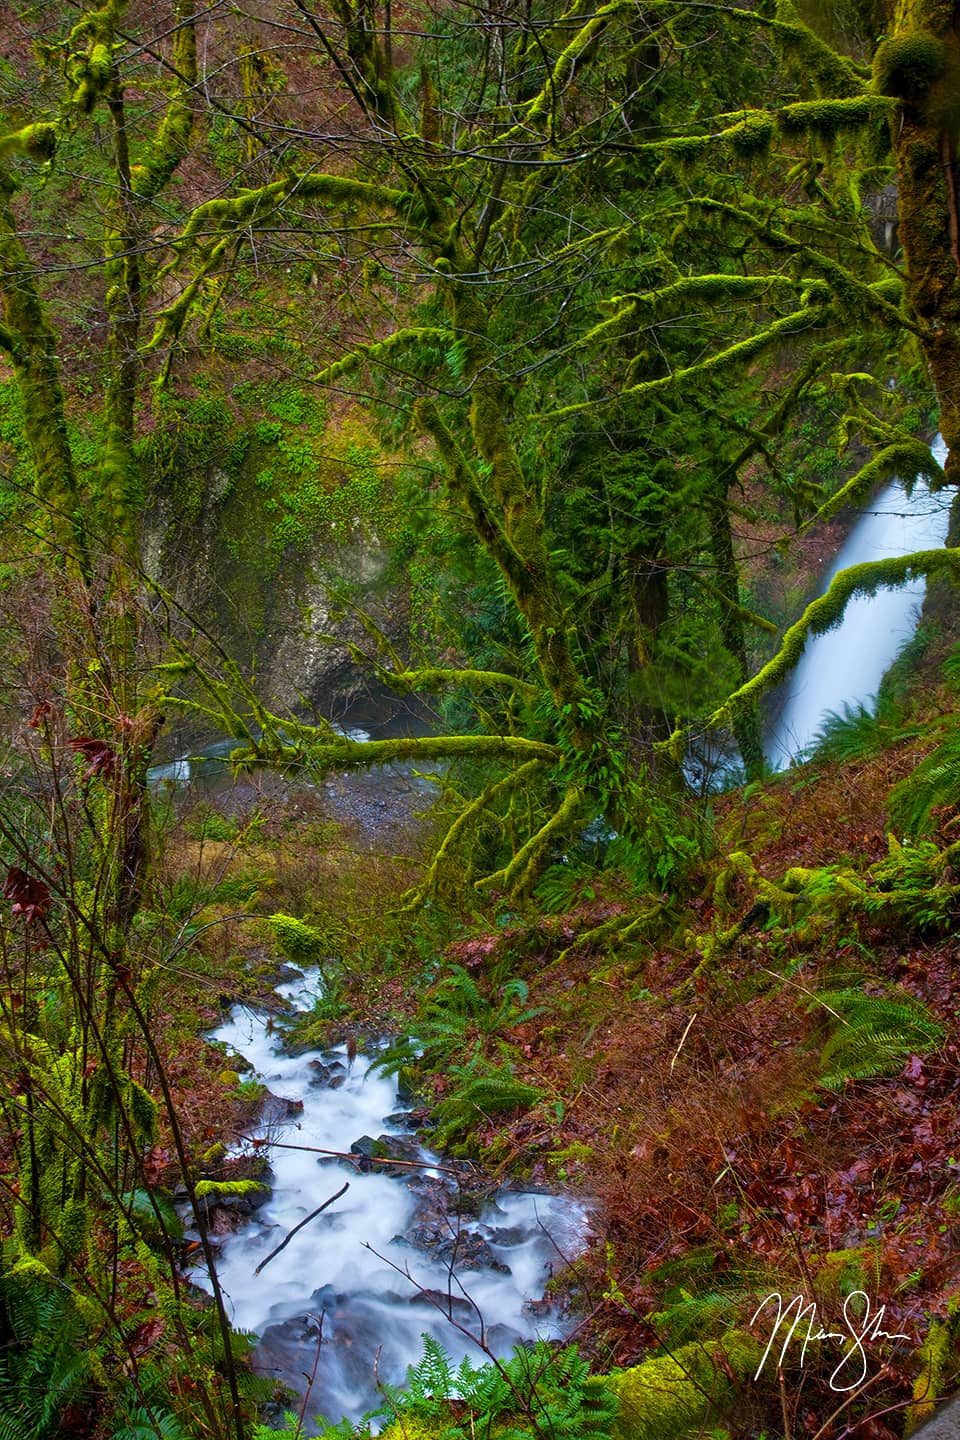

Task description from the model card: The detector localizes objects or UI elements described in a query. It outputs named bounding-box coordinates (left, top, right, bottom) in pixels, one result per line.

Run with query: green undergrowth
left=255, top=1333, right=760, bottom=1440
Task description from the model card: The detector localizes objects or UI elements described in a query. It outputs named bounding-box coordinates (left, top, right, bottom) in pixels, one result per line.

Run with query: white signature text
left=751, top=1291, right=910, bottom=1391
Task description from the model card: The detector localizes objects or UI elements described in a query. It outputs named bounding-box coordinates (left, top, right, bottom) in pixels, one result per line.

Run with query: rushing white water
left=765, top=435, right=953, bottom=771
left=191, top=971, right=588, bottom=1432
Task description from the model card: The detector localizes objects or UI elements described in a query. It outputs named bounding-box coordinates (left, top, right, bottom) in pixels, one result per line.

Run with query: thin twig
left=254, top=1182, right=349, bottom=1274
left=808, top=1365, right=889, bottom=1440
left=296, top=1312, right=326, bottom=1437
left=670, top=1012, right=698, bottom=1072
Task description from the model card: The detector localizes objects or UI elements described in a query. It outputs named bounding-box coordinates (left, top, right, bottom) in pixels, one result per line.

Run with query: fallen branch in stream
left=243, top=1136, right=479, bottom=1179
left=254, top=1182, right=350, bottom=1274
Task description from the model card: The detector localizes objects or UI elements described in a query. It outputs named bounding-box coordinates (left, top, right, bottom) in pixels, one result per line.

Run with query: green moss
left=265, top=913, right=327, bottom=965
left=194, top=1179, right=270, bottom=1199
left=378, top=1420, right=454, bottom=1440
left=874, top=32, right=946, bottom=101
left=608, top=1334, right=760, bottom=1440
left=778, top=95, right=892, bottom=136
left=728, top=111, right=775, bottom=156
left=0, top=123, right=57, bottom=162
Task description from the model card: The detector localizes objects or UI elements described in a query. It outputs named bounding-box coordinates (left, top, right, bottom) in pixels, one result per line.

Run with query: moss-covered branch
left=683, top=198, right=921, bottom=334
left=647, top=96, right=889, bottom=171
left=144, top=237, right=232, bottom=354
left=228, top=733, right=561, bottom=772
left=383, top=665, right=540, bottom=702
left=0, top=124, right=58, bottom=163
left=520, top=0, right=630, bottom=132
left=551, top=303, right=832, bottom=417
left=170, top=172, right=415, bottom=253
left=475, top=783, right=584, bottom=894
left=696, top=548, right=960, bottom=735
left=716, top=1, right=870, bottom=94
left=414, top=397, right=535, bottom=604
left=130, top=0, right=197, bottom=199
left=803, top=440, right=944, bottom=529
left=585, top=274, right=797, bottom=347
left=0, top=170, right=90, bottom=572
left=312, top=327, right=453, bottom=385
left=688, top=571, right=778, bottom=635
left=402, top=758, right=548, bottom=908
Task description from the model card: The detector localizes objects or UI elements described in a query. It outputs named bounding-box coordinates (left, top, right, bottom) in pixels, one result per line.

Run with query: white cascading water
left=190, top=971, right=588, bottom=1432
left=765, top=434, right=953, bottom=771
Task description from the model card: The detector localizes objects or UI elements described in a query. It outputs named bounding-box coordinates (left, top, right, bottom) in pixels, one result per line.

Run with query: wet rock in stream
left=260, top=1092, right=305, bottom=1124
left=306, top=1058, right=347, bottom=1089
left=394, top=1225, right=512, bottom=1275
left=348, top=1132, right=425, bottom=1170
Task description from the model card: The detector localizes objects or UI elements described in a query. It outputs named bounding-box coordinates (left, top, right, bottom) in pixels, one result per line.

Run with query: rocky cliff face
left=140, top=389, right=410, bottom=733
left=142, top=420, right=408, bottom=731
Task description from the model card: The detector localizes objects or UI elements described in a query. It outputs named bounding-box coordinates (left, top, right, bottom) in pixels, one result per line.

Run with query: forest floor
left=157, top=658, right=960, bottom=1440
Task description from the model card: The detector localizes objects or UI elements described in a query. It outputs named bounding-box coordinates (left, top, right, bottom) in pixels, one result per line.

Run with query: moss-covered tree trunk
left=878, top=0, right=960, bottom=480
left=708, top=483, right=766, bottom=780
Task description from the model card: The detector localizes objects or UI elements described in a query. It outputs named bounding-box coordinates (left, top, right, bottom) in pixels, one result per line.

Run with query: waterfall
left=765, top=435, right=952, bottom=771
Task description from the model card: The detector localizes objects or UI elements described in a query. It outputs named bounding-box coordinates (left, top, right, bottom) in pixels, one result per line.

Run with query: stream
left=191, top=971, right=588, bottom=1432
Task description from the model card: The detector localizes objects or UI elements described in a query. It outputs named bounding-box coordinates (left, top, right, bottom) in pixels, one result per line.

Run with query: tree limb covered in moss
left=312, top=327, right=453, bottom=385
left=231, top=733, right=562, bottom=772
left=803, top=441, right=943, bottom=529
left=519, top=0, right=631, bottom=133
left=414, top=397, right=532, bottom=598
left=382, top=665, right=540, bottom=702
left=130, top=0, right=197, bottom=199
left=687, top=572, right=778, bottom=635
left=708, top=1, right=870, bottom=93
left=475, top=783, right=584, bottom=894
left=170, top=172, right=415, bottom=253
left=551, top=303, right=833, bottom=417
left=0, top=171, right=90, bottom=572
left=682, top=198, right=922, bottom=335
left=585, top=274, right=797, bottom=347
left=647, top=96, right=889, bottom=169
left=672, top=548, right=960, bottom=747
left=0, top=123, right=57, bottom=162
left=401, top=758, right=549, bottom=909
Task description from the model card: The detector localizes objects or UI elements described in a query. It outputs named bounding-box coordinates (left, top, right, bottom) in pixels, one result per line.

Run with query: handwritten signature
left=751, top=1292, right=910, bottom=1391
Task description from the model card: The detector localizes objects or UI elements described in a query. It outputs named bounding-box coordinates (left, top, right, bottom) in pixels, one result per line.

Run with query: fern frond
left=810, top=986, right=945, bottom=1089
left=650, top=1290, right=748, bottom=1346
left=111, top=1407, right=191, bottom=1440
left=809, top=696, right=915, bottom=765
left=889, top=729, right=960, bottom=835
left=434, top=1068, right=544, bottom=1140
